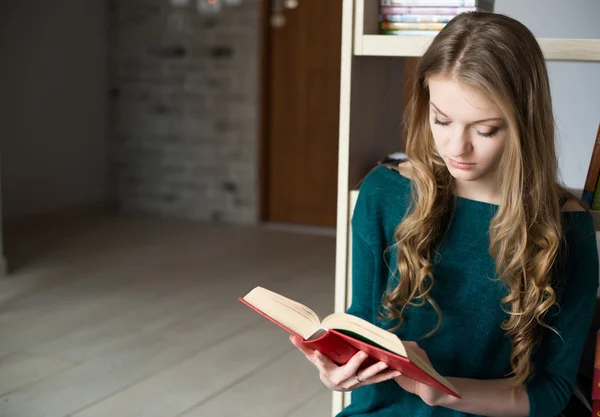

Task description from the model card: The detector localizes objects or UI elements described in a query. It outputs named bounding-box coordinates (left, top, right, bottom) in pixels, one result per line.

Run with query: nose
left=447, top=126, right=472, bottom=157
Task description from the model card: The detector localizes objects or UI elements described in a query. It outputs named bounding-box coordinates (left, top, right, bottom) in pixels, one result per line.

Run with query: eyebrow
left=430, top=102, right=504, bottom=124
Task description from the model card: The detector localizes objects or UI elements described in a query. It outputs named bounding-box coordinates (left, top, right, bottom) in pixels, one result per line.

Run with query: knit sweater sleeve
left=526, top=213, right=599, bottom=417
left=346, top=168, right=388, bottom=322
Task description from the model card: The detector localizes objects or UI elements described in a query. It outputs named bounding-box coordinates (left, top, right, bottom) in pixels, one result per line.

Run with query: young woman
left=290, top=11, right=599, bottom=417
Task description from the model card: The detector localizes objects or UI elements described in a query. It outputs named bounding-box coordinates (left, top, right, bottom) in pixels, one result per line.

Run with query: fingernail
left=360, top=351, right=368, bottom=358
left=392, top=371, right=402, bottom=377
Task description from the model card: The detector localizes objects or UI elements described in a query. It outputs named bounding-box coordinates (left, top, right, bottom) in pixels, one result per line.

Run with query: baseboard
left=4, top=201, right=111, bottom=231
left=0, top=255, right=6, bottom=278
left=263, top=222, right=336, bottom=237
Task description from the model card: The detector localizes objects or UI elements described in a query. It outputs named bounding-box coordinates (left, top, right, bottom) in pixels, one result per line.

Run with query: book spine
left=380, top=29, right=440, bottom=36
left=380, top=6, right=477, bottom=14
left=591, top=171, right=600, bottom=210
left=582, top=124, right=600, bottom=206
left=381, top=21, right=446, bottom=30
left=381, top=0, right=485, bottom=7
left=381, top=14, right=456, bottom=23
left=593, top=331, right=600, bottom=399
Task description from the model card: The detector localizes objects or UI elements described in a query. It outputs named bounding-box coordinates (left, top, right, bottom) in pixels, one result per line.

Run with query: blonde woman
left=290, top=11, right=598, bottom=417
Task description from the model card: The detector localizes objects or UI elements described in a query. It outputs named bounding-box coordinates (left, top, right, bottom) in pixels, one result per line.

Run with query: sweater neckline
left=375, top=165, right=590, bottom=218
left=377, top=165, right=500, bottom=209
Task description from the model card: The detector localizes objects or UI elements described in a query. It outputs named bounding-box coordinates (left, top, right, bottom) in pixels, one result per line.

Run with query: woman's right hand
left=290, top=335, right=401, bottom=392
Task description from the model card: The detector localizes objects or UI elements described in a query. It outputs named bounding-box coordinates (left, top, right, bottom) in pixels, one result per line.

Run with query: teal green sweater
left=339, top=166, right=599, bottom=417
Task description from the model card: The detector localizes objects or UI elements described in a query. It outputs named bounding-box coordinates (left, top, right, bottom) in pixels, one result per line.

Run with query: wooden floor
left=0, top=214, right=335, bottom=417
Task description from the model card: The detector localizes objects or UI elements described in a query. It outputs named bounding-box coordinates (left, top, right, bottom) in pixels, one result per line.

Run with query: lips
left=448, top=158, right=475, bottom=170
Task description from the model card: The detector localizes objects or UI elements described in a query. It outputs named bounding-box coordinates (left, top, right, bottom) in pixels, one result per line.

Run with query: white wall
left=494, top=0, right=600, bottom=190
left=0, top=1, right=109, bottom=218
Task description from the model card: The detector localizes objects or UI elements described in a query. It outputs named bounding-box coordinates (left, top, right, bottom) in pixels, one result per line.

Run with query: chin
left=445, top=164, right=481, bottom=181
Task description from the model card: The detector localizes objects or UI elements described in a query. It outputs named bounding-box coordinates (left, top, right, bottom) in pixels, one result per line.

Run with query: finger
left=362, top=369, right=402, bottom=385
left=319, top=372, right=350, bottom=392
left=352, top=361, right=389, bottom=383
left=344, top=350, right=370, bottom=373
left=289, top=335, right=314, bottom=357
left=338, top=361, right=388, bottom=390
left=315, top=350, right=368, bottom=389
left=333, top=351, right=370, bottom=386
left=290, top=335, right=324, bottom=366
left=313, top=350, right=339, bottom=375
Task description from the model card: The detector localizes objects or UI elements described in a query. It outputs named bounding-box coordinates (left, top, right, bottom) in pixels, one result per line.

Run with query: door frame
left=0, top=157, right=5, bottom=277
left=257, top=0, right=272, bottom=223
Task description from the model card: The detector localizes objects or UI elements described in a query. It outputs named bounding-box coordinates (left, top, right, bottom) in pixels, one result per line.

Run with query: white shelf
left=536, top=38, right=600, bottom=61
left=355, top=35, right=600, bottom=61
left=355, top=35, right=434, bottom=57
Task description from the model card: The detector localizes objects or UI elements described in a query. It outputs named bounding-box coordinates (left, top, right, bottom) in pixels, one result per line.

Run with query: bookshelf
left=332, top=1, right=600, bottom=415
left=354, top=1, right=600, bottom=60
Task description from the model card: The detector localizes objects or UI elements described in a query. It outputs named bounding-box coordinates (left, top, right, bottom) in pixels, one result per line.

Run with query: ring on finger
left=355, top=372, right=363, bottom=384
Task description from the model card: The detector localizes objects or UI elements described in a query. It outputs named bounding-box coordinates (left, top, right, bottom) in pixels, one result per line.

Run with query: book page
left=242, top=287, right=321, bottom=338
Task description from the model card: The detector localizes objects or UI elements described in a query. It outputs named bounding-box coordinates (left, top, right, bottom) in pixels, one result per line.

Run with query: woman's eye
left=433, top=116, right=450, bottom=126
left=433, top=114, right=501, bottom=138
left=477, top=129, right=499, bottom=138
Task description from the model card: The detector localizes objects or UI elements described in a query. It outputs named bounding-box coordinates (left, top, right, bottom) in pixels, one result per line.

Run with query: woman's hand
left=393, top=341, right=450, bottom=406
left=290, top=334, right=401, bottom=392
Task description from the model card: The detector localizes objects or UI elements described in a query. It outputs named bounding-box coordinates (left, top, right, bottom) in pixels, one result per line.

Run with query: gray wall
left=495, top=0, right=600, bottom=190
left=109, top=0, right=260, bottom=224
left=0, top=1, right=109, bottom=218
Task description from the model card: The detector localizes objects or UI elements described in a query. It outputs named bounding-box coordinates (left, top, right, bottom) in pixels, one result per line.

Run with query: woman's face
left=428, top=74, right=508, bottom=187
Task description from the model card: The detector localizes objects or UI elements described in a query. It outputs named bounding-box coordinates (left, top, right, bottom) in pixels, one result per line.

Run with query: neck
left=453, top=176, right=501, bottom=205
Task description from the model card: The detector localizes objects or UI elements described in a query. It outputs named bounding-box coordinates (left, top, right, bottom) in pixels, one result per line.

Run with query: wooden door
left=262, top=0, right=342, bottom=228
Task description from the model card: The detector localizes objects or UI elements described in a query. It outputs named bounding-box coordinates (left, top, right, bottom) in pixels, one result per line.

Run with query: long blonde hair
left=379, top=12, right=573, bottom=387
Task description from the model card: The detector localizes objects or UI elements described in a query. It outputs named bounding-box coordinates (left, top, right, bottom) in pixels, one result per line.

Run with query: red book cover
left=239, top=297, right=460, bottom=398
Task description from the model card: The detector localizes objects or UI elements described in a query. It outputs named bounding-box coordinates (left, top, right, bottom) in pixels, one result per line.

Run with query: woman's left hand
left=393, top=341, right=450, bottom=407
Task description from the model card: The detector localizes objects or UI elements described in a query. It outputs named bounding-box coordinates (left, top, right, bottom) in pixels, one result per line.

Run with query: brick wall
left=109, top=0, right=260, bottom=224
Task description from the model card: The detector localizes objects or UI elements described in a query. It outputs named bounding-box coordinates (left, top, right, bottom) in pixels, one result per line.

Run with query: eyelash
left=433, top=116, right=498, bottom=138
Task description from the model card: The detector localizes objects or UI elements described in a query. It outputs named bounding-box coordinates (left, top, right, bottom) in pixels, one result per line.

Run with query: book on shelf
left=381, top=21, right=447, bottom=31
left=591, top=174, right=600, bottom=211
left=239, top=286, right=461, bottom=398
left=592, top=331, right=600, bottom=415
left=379, top=1, right=494, bottom=36
left=381, top=14, right=458, bottom=23
left=380, top=6, right=477, bottom=15
left=581, top=123, right=600, bottom=207
left=381, top=0, right=493, bottom=7
left=380, top=29, right=442, bottom=36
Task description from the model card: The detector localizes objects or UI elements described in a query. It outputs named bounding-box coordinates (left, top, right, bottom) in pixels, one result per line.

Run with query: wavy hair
left=378, top=12, right=574, bottom=387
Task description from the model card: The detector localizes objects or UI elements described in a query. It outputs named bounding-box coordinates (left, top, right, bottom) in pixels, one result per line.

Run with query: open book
left=239, top=286, right=460, bottom=398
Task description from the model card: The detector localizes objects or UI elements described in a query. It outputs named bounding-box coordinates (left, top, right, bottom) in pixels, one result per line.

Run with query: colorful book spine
left=381, top=14, right=457, bottom=23
left=381, top=21, right=447, bottom=30
left=381, top=0, right=492, bottom=7
left=380, top=6, right=477, bottom=14
left=380, top=29, right=441, bottom=36
left=592, top=331, right=600, bottom=415
left=582, top=124, right=600, bottom=206
left=591, top=171, right=600, bottom=210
